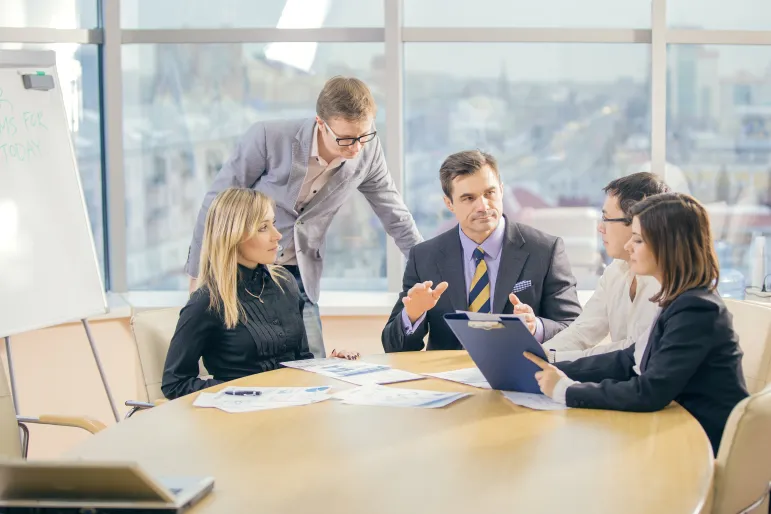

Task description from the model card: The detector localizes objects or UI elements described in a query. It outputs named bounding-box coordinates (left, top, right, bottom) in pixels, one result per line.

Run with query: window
left=121, top=0, right=383, bottom=29
left=667, top=45, right=771, bottom=298
left=404, top=43, right=651, bottom=290
left=0, top=0, right=97, bottom=28
left=123, top=43, right=387, bottom=291
left=404, top=0, right=651, bottom=28
left=668, top=0, right=771, bottom=30
left=0, top=42, right=105, bottom=281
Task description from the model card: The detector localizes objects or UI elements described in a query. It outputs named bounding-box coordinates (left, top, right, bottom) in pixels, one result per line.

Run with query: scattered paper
left=281, top=358, right=426, bottom=385
left=423, top=367, right=491, bottom=389
left=333, top=384, right=470, bottom=409
left=193, top=386, right=332, bottom=413
left=501, top=391, right=570, bottom=411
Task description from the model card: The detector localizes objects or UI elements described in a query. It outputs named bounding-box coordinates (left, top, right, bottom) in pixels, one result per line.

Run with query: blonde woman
left=162, top=188, right=357, bottom=400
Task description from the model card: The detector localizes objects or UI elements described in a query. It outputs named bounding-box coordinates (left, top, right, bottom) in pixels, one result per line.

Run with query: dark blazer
left=381, top=218, right=582, bottom=352
left=557, top=287, right=749, bottom=454
left=162, top=265, right=313, bottom=399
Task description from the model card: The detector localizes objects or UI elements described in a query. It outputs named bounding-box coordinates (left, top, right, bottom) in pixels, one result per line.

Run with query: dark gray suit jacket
left=381, top=218, right=582, bottom=352
left=556, top=288, right=749, bottom=455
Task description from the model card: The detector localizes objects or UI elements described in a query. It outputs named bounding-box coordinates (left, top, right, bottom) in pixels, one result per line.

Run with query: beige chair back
left=130, top=307, right=211, bottom=402
left=724, top=299, right=771, bottom=393
left=130, top=308, right=184, bottom=402
left=0, top=363, right=22, bottom=458
left=713, top=385, right=771, bottom=514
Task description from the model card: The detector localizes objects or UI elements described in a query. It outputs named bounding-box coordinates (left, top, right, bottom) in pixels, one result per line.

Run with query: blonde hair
left=316, top=76, right=376, bottom=122
left=197, top=188, right=289, bottom=329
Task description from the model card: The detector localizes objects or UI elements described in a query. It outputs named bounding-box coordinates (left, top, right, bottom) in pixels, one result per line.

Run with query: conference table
left=68, top=351, right=715, bottom=514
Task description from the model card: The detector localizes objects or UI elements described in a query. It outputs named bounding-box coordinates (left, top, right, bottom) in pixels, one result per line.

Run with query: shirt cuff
left=552, top=377, right=578, bottom=404
left=401, top=309, right=426, bottom=335
left=533, top=317, right=545, bottom=343
left=552, top=349, right=585, bottom=363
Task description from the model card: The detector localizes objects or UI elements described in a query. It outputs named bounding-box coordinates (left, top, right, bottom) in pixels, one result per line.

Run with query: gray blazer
left=382, top=218, right=582, bottom=352
left=186, top=118, right=422, bottom=303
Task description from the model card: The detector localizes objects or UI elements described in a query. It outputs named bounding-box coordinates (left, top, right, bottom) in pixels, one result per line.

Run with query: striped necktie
left=468, top=247, right=491, bottom=313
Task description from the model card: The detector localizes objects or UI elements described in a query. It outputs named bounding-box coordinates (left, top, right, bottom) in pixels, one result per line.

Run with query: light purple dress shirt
left=401, top=218, right=544, bottom=342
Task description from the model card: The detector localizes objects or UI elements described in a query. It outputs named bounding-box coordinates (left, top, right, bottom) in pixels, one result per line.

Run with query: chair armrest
left=17, top=415, right=106, bottom=434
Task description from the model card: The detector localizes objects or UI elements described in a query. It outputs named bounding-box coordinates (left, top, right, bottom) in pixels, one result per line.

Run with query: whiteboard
left=0, top=50, right=107, bottom=338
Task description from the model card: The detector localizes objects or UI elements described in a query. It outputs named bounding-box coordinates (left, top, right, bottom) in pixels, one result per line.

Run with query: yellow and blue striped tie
left=468, top=247, right=491, bottom=313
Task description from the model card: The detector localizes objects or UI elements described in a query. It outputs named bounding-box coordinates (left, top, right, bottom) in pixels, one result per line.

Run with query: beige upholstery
left=130, top=307, right=209, bottom=403
left=713, top=385, right=771, bottom=514
left=724, top=299, right=771, bottom=393
left=0, top=364, right=22, bottom=458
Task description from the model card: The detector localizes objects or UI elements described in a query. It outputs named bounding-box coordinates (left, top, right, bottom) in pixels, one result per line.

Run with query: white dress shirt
left=552, top=306, right=663, bottom=404
left=545, top=259, right=661, bottom=362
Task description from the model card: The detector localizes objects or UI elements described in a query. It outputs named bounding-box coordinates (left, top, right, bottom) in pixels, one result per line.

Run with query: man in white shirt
left=544, top=172, right=669, bottom=362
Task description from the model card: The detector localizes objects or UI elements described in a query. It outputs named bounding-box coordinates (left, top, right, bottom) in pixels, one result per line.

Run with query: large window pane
left=0, top=43, right=104, bottom=282
left=0, top=0, right=97, bottom=28
left=668, top=0, right=771, bottom=30
left=405, top=43, right=651, bottom=290
left=123, top=43, right=386, bottom=291
left=121, top=0, right=383, bottom=29
left=405, top=0, right=650, bottom=28
left=667, top=45, right=771, bottom=298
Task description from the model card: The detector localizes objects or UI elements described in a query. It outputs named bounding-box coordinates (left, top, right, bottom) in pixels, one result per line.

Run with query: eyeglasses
left=600, top=215, right=631, bottom=225
left=323, top=121, right=377, bottom=147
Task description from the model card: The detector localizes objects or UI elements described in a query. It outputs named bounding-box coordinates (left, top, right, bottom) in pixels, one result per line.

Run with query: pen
left=224, top=390, right=262, bottom=396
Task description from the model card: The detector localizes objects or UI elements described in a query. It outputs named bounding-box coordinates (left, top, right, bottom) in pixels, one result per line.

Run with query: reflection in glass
left=405, top=43, right=651, bottom=290
left=122, top=43, right=387, bottom=291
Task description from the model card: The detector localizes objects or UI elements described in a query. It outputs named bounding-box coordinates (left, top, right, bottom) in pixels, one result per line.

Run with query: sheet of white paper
left=423, top=367, right=492, bottom=389
left=501, top=391, right=570, bottom=411
left=336, top=368, right=426, bottom=386
left=194, top=386, right=333, bottom=413
left=281, top=358, right=424, bottom=385
left=333, top=385, right=469, bottom=408
left=454, top=310, right=524, bottom=322
left=192, top=392, right=219, bottom=408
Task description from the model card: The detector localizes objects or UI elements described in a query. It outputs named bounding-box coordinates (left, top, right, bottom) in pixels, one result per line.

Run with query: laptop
left=0, top=459, right=214, bottom=512
left=444, top=312, right=549, bottom=393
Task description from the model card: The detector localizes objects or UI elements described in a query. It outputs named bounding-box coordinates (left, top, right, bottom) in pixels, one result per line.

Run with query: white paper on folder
left=423, top=367, right=491, bottom=389
left=501, top=391, right=570, bottom=411
left=333, top=384, right=469, bottom=408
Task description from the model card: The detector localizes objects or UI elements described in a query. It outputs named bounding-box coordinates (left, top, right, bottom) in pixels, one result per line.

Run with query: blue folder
left=443, top=312, right=549, bottom=393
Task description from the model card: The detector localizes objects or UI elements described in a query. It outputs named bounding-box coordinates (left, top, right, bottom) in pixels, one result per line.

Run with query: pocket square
left=511, top=280, right=532, bottom=294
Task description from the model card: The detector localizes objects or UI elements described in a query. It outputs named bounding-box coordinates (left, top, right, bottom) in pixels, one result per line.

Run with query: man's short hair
left=316, top=76, right=376, bottom=122
left=603, top=172, right=671, bottom=223
left=439, top=150, right=500, bottom=199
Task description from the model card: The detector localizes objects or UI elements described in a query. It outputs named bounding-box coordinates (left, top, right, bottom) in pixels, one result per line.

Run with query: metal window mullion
left=0, top=27, right=102, bottom=44
left=650, top=0, right=668, bottom=176
left=385, top=0, right=405, bottom=293
left=100, top=0, right=127, bottom=292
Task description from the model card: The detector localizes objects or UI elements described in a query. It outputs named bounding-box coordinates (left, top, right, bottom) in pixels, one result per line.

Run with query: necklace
left=244, top=274, right=266, bottom=304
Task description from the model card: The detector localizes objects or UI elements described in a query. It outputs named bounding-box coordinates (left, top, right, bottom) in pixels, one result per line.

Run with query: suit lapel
left=435, top=229, right=467, bottom=312
left=287, top=120, right=315, bottom=213
left=301, top=160, right=356, bottom=215
left=493, top=218, right=529, bottom=314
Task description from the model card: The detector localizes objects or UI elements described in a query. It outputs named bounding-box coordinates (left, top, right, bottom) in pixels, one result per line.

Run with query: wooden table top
left=67, top=351, right=714, bottom=514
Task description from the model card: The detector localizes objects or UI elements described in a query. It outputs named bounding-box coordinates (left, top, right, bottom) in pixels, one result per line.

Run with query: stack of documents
left=422, top=367, right=491, bottom=389
left=332, top=384, right=469, bottom=409
left=501, top=391, right=570, bottom=411
left=193, top=386, right=332, bottom=413
left=281, top=358, right=425, bottom=386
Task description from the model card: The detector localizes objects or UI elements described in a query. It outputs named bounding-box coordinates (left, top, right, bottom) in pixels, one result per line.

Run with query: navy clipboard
left=444, top=312, right=548, bottom=393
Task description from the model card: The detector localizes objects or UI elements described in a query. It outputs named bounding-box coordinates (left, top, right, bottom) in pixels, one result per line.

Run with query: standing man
left=186, top=76, right=422, bottom=358
left=381, top=150, right=582, bottom=352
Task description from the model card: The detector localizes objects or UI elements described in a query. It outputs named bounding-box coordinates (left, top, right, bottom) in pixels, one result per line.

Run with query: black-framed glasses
left=324, top=121, right=377, bottom=147
left=601, top=215, right=631, bottom=225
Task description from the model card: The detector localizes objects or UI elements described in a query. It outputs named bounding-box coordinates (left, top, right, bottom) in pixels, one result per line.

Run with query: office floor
left=1, top=315, right=388, bottom=459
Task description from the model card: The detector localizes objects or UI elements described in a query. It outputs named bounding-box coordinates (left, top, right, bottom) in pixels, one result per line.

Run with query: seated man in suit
left=381, top=150, right=582, bottom=352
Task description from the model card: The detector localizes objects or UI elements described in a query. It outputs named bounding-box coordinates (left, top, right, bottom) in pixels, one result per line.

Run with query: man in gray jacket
left=186, top=76, right=422, bottom=358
